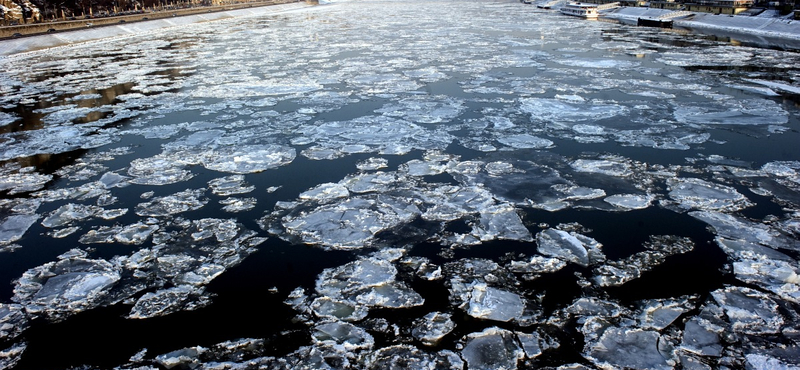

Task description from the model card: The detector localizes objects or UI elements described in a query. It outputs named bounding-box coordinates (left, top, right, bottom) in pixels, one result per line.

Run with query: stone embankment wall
left=0, top=0, right=314, bottom=56
left=0, top=0, right=300, bottom=39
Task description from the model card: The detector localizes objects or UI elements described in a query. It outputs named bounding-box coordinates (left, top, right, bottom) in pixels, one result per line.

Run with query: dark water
left=1, top=0, right=799, bottom=369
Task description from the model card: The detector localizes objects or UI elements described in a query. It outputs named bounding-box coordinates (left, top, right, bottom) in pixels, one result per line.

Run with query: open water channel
left=1, top=0, right=799, bottom=369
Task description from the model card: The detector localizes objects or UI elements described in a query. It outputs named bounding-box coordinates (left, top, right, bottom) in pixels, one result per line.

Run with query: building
left=684, top=0, right=755, bottom=14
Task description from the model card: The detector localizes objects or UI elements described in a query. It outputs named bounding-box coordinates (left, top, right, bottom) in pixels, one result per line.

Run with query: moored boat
left=559, top=2, right=599, bottom=19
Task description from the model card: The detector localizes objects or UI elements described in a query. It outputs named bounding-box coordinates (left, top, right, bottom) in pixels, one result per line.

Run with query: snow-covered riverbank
left=604, top=7, right=800, bottom=49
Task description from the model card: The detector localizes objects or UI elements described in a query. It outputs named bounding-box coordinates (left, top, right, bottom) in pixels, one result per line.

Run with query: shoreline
left=0, top=1, right=314, bottom=57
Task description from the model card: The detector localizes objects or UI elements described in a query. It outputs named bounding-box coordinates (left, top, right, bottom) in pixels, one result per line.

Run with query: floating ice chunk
left=208, top=175, right=255, bottom=196
left=550, top=184, right=606, bottom=201
left=357, top=157, right=389, bottom=171
left=41, top=203, right=104, bottom=228
left=354, top=282, right=425, bottom=309
left=0, top=215, right=38, bottom=246
left=566, top=297, right=625, bottom=320
left=128, top=286, right=211, bottom=319
left=689, top=211, right=788, bottom=249
left=673, top=99, right=788, bottom=126
left=667, top=177, right=752, bottom=212
left=485, top=161, right=517, bottom=176
left=536, top=229, right=604, bottom=267
left=13, top=256, right=121, bottom=320
left=79, top=222, right=159, bottom=245
left=201, top=144, right=296, bottom=174
left=412, top=312, right=455, bottom=346
left=135, top=189, right=208, bottom=217
left=466, top=283, right=525, bottom=322
left=316, top=258, right=397, bottom=298
left=710, top=286, right=784, bottom=335
left=604, top=193, right=654, bottom=210
left=746, top=354, right=800, bottom=370
left=311, top=297, right=369, bottom=322
left=299, top=183, right=350, bottom=201
left=400, top=159, right=447, bottom=176
left=517, top=332, right=542, bottom=359
left=192, top=218, right=240, bottom=242
left=555, top=58, right=640, bottom=69
left=0, top=342, right=26, bottom=370
left=572, top=124, right=605, bottom=135
left=219, top=197, right=258, bottom=213
left=128, top=155, right=195, bottom=185
left=366, top=345, right=463, bottom=369
left=732, top=259, right=800, bottom=304
left=0, top=304, right=27, bottom=342
left=474, top=203, right=532, bottom=242
left=571, top=158, right=632, bottom=177
left=520, top=98, right=627, bottom=124
left=0, top=167, right=52, bottom=194
left=637, top=298, right=694, bottom=330
left=312, top=321, right=374, bottom=351
left=0, top=111, right=17, bottom=127
left=497, top=134, right=554, bottom=149
left=98, top=172, right=130, bottom=189
left=279, top=196, right=419, bottom=250
left=341, top=171, right=404, bottom=194
left=155, top=346, right=206, bottom=369
left=508, top=255, right=567, bottom=277
left=681, top=317, right=723, bottom=357
left=585, top=328, right=672, bottom=370
left=375, top=96, right=465, bottom=124
left=594, top=235, right=694, bottom=287
left=461, top=327, right=524, bottom=370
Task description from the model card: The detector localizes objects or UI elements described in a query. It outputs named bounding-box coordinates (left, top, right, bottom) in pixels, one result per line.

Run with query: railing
left=597, top=2, right=621, bottom=10
left=657, top=10, right=693, bottom=18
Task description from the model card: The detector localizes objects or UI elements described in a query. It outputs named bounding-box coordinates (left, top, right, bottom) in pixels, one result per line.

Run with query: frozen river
left=1, top=0, right=800, bottom=368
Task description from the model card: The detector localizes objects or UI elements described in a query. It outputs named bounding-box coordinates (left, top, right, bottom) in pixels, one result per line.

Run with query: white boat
left=559, top=2, right=599, bottom=19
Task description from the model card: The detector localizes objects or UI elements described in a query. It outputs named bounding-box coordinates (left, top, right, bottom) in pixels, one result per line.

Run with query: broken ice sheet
left=200, top=144, right=296, bottom=174
left=128, top=285, right=212, bottom=319
left=585, top=328, right=673, bottom=370
left=135, top=188, right=208, bottom=217
left=520, top=98, right=627, bottom=124
left=461, top=327, right=524, bottom=370
left=128, top=154, right=195, bottom=185
left=79, top=222, right=159, bottom=245
left=667, top=177, right=752, bottom=212
left=710, top=286, right=785, bottom=335
left=603, top=193, right=654, bottom=210
left=276, top=195, right=419, bottom=250
left=593, top=235, right=694, bottom=287
left=496, top=134, right=554, bottom=150
left=374, top=95, right=465, bottom=124
left=312, top=321, right=375, bottom=351
left=536, top=228, right=605, bottom=267
left=313, top=256, right=424, bottom=312
left=412, top=312, right=455, bottom=346
left=41, top=203, right=127, bottom=228
left=466, top=283, right=526, bottom=322
left=0, top=215, right=38, bottom=246
left=0, top=304, right=28, bottom=342
left=673, top=98, right=788, bottom=126
left=219, top=197, right=258, bottom=213
left=13, top=254, right=121, bottom=321
left=356, top=157, right=389, bottom=171
left=0, top=165, right=52, bottom=195
left=208, top=175, right=255, bottom=196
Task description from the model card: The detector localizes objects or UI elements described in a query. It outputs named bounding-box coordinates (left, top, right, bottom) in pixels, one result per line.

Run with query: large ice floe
left=1, top=0, right=800, bottom=368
